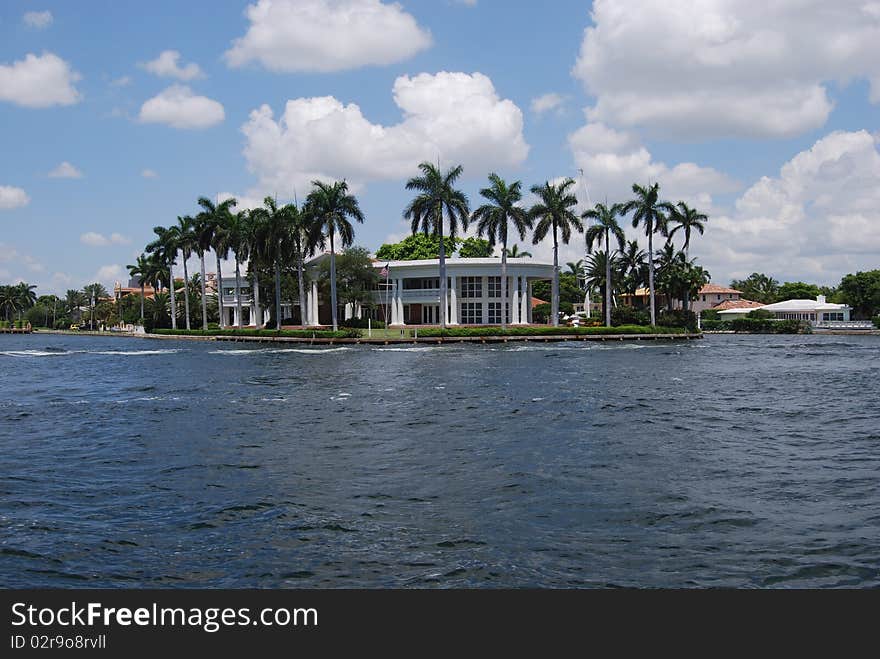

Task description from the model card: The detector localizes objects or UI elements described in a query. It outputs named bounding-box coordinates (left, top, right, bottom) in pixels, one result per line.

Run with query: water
left=1, top=333, right=878, bottom=588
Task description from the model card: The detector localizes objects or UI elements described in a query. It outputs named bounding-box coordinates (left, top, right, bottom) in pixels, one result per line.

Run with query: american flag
left=380, top=263, right=389, bottom=278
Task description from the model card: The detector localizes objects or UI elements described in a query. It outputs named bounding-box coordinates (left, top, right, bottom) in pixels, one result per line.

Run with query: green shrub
left=873, top=316, right=880, bottom=329
left=701, top=319, right=731, bottom=331
left=342, top=317, right=385, bottom=329
left=611, top=307, right=650, bottom=326
left=746, top=309, right=774, bottom=319
left=774, top=319, right=811, bottom=334
left=207, top=323, right=220, bottom=330
left=150, top=327, right=359, bottom=339
left=658, top=309, right=698, bottom=332
left=417, top=325, right=687, bottom=338
left=532, top=301, right=574, bottom=323
left=701, top=309, right=721, bottom=321
left=730, top=317, right=810, bottom=334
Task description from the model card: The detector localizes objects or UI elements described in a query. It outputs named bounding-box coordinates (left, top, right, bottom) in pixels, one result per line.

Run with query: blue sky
left=1, top=0, right=878, bottom=293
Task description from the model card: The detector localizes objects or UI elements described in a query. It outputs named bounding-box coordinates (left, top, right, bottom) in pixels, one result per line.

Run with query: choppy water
left=1, top=333, right=878, bottom=588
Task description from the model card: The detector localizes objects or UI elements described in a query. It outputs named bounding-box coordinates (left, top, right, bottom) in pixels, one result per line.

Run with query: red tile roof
left=699, top=283, right=743, bottom=295
left=711, top=298, right=763, bottom=311
left=531, top=297, right=546, bottom=307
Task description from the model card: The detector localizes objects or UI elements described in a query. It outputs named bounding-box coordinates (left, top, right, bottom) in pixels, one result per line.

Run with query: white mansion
left=218, top=256, right=555, bottom=327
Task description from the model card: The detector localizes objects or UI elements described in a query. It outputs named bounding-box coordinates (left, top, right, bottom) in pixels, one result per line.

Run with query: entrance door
left=422, top=305, right=438, bottom=324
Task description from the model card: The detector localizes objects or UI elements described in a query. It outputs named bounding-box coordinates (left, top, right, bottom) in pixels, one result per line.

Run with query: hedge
left=416, top=325, right=688, bottom=338
left=701, top=319, right=732, bottom=331
left=730, top=318, right=811, bottom=334
left=151, top=328, right=360, bottom=339
left=874, top=316, right=880, bottom=329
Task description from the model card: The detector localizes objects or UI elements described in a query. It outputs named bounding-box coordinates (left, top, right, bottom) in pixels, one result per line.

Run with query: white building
left=717, top=295, right=852, bottom=326
left=217, top=256, right=555, bottom=327
left=374, top=258, right=554, bottom=326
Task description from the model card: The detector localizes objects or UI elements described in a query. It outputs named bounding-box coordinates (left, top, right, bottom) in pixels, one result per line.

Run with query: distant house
left=717, top=295, right=852, bottom=326
left=620, top=284, right=751, bottom=314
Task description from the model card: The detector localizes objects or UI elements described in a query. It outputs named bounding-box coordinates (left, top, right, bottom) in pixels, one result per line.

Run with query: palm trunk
left=500, top=231, right=508, bottom=328
left=605, top=230, right=612, bottom=327
left=200, top=252, right=208, bottom=329
left=235, top=257, right=243, bottom=327
left=297, top=252, right=306, bottom=327
left=252, top=271, right=261, bottom=327
left=215, top=253, right=224, bottom=329
left=274, top=258, right=282, bottom=330
left=438, top=210, right=447, bottom=329
left=551, top=222, right=559, bottom=327
left=182, top=253, right=191, bottom=330
left=139, top=284, right=145, bottom=322
left=168, top=262, right=177, bottom=330
left=648, top=229, right=656, bottom=326
left=329, top=232, right=338, bottom=331
left=682, top=245, right=689, bottom=312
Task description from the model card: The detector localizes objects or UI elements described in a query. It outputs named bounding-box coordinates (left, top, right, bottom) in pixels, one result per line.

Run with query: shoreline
left=31, top=328, right=703, bottom=345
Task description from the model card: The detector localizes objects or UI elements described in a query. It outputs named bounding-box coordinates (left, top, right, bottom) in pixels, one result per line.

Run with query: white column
left=355, top=302, right=362, bottom=320
left=344, top=303, right=353, bottom=320
left=512, top=275, right=521, bottom=324
left=310, top=281, right=320, bottom=326
left=521, top=277, right=529, bottom=324
left=305, top=286, right=312, bottom=325
left=449, top=275, right=458, bottom=324
left=396, top=279, right=405, bottom=325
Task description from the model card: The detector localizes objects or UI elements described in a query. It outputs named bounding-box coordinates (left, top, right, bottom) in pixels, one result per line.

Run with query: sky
left=1, top=0, right=879, bottom=294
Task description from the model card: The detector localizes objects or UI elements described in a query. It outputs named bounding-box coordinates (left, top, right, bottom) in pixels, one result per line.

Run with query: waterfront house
left=717, top=295, right=853, bottom=327
left=218, top=256, right=555, bottom=327
left=621, top=283, right=749, bottom=314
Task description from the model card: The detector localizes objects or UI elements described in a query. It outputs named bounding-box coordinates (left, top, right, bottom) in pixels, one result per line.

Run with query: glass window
left=223, top=288, right=235, bottom=295
left=460, top=276, right=482, bottom=298
left=461, top=302, right=481, bottom=324
left=487, top=277, right=501, bottom=298
left=487, top=302, right=501, bottom=324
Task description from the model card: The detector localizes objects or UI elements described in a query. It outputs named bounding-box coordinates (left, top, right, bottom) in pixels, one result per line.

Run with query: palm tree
left=584, top=250, right=621, bottom=320
left=244, top=210, right=264, bottom=327
left=147, top=225, right=179, bottom=329
left=622, top=183, right=673, bottom=326
left=249, top=197, right=292, bottom=329
left=565, top=261, right=584, bottom=276
left=176, top=215, right=196, bottom=330
left=10, top=282, right=37, bottom=322
left=0, top=285, right=17, bottom=322
left=288, top=204, right=321, bottom=326
left=64, top=289, right=85, bottom=322
left=82, top=282, right=108, bottom=330
left=529, top=178, right=584, bottom=326
left=226, top=210, right=249, bottom=328
left=306, top=180, right=365, bottom=331
left=197, top=197, right=237, bottom=330
left=583, top=202, right=626, bottom=327
left=472, top=174, right=531, bottom=328
left=668, top=201, right=708, bottom=259
left=504, top=244, right=531, bottom=258
left=126, top=253, right=151, bottom=323
left=405, top=162, right=469, bottom=329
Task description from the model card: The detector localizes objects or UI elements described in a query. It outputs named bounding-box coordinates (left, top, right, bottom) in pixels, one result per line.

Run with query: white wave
left=210, top=346, right=350, bottom=355
left=370, top=346, right=437, bottom=352
left=0, top=350, right=70, bottom=357
left=88, top=349, right=181, bottom=356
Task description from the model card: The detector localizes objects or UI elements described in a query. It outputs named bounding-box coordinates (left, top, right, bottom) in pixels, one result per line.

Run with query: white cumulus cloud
left=531, top=93, right=565, bottom=116
left=241, top=71, right=528, bottom=194
left=48, top=161, right=84, bottom=179
left=574, top=0, right=880, bottom=138
left=0, top=186, right=30, bottom=210
left=138, top=85, right=225, bottom=129
left=141, top=168, right=159, bottom=179
left=80, top=232, right=131, bottom=247
left=141, top=50, right=204, bottom=80
left=0, top=52, right=82, bottom=108
left=702, top=130, right=880, bottom=284
left=95, top=264, right=125, bottom=288
left=225, top=0, right=432, bottom=73
left=23, top=10, right=53, bottom=29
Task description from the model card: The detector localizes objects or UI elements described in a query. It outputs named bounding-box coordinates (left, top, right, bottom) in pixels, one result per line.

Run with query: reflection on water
left=1, top=333, right=878, bottom=588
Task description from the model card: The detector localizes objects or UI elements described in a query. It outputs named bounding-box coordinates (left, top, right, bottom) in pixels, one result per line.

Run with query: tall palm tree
left=405, top=162, right=469, bottom=329
left=82, top=282, right=108, bottom=330
left=622, top=182, right=673, bottom=326
left=13, top=282, right=37, bottom=322
left=244, top=210, right=264, bottom=327
left=529, top=178, right=584, bottom=326
left=64, top=289, right=85, bottom=322
left=147, top=225, right=179, bottom=329
left=583, top=202, right=626, bottom=327
left=176, top=215, right=197, bottom=330
left=306, top=180, right=365, bottom=331
left=226, top=210, right=250, bottom=328
left=197, top=197, right=237, bottom=330
left=504, top=244, right=532, bottom=258
left=472, top=174, right=531, bottom=328
left=249, top=197, right=291, bottom=329
left=0, top=286, right=17, bottom=322
left=288, top=204, right=321, bottom=326
left=584, top=250, right=621, bottom=320
left=565, top=261, right=584, bottom=276
left=126, top=253, right=150, bottom=323
left=668, top=201, right=708, bottom=259
left=619, top=240, right=648, bottom=297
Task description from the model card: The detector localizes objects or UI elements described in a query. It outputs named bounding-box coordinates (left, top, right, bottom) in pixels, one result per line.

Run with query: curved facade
left=370, top=258, right=554, bottom=326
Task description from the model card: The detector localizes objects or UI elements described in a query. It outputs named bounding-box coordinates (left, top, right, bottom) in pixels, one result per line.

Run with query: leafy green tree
left=529, top=178, right=583, bottom=326
left=404, top=162, right=469, bottom=328
left=621, top=182, right=673, bottom=325
left=318, top=246, right=377, bottom=316
left=532, top=272, right=584, bottom=305
left=584, top=202, right=626, bottom=326
left=837, top=269, right=880, bottom=319
left=457, top=237, right=494, bottom=258
left=730, top=273, right=779, bottom=303
left=306, top=180, right=365, bottom=331
left=776, top=281, right=821, bottom=302
left=375, top=234, right=459, bottom=261
left=82, top=282, right=108, bottom=330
